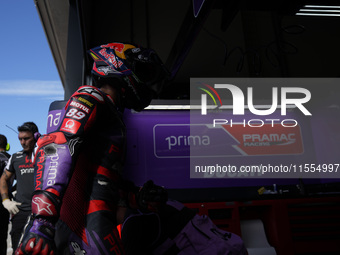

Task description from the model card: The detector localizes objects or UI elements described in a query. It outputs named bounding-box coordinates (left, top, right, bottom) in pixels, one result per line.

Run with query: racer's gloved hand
left=137, top=180, right=168, bottom=212
left=15, top=217, right=56, bottom=255
left=2, top=199, right=21, bottom=215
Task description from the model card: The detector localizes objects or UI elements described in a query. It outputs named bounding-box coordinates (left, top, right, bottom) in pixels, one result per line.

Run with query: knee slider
left=32, top=190, right=61, bottom=222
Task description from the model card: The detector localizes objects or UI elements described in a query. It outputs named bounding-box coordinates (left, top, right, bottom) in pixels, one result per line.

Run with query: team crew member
left=0, top=134, right=11, bottom=255
left=0, top=122, right=40, bottom=253
left=16, top=42, right=168, bottom=255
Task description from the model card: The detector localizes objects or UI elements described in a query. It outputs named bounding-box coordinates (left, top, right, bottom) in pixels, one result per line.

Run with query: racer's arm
left=34, top=86, right=105, bottom=194
left=16, top=86, right=105, bottom=255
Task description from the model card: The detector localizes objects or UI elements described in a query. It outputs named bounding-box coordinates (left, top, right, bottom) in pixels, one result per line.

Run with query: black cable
left=5, top=125, right=18, bottom=134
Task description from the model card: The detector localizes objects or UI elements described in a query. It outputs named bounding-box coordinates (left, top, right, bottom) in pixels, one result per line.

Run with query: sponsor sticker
left=60, top=118, right=81, bottom=134
left=222, top=123, right=303, bottom=155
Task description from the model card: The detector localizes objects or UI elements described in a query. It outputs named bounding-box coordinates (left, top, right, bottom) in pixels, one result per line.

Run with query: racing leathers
left=16, top=85, right=126, bottom=255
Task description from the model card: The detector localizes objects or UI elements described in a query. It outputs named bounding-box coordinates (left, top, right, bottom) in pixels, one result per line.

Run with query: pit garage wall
left=122, top=107, right=340, bottom=254
left=122, top=107, right=338, bottom=187
left=47, top=98, right=340, bottom=199
left=47, top=99, right=340, bottom=254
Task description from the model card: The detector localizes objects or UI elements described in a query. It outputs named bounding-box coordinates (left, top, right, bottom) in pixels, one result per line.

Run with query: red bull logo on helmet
left=101, top=42, right=136, bottom=59
left=98, top=48, right=123, bottom=69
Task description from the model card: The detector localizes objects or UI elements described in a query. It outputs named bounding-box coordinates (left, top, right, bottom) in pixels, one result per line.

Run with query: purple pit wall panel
left=47, top=99, right=340, bottom=191
left=123, top=109, right=325, bottom=189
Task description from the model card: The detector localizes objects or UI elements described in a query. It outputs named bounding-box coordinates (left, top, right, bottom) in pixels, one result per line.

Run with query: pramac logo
left=60, top=118, right=81, bottom=134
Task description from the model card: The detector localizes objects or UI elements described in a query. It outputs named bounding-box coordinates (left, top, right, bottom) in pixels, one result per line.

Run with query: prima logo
left=200, top=84, right=311, bottom=116
left=165, top=135, right=210, bottom=150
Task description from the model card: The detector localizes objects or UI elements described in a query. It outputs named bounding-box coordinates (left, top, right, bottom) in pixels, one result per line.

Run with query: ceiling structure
left=35, top=0, right=340, bottom=99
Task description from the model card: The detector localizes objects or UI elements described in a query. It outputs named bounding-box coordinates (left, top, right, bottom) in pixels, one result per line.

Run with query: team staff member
left=16, top=42, right=168, bottom=255
left=0, top=134, right=11, bottom=255
left=0, top=122, right=40, bottom=253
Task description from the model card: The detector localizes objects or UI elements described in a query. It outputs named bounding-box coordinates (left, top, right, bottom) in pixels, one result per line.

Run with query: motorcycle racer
left=16, top=42, right=168, bottom=255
